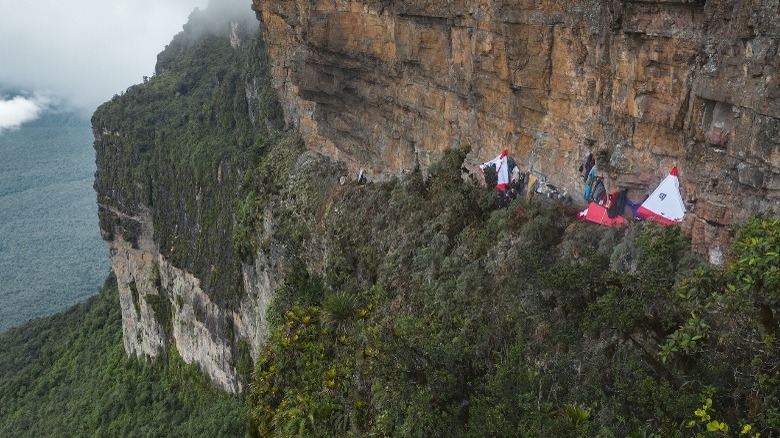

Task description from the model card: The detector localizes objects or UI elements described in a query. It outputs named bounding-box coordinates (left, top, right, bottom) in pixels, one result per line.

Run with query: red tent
left=578, top=202, right=627, bottom=227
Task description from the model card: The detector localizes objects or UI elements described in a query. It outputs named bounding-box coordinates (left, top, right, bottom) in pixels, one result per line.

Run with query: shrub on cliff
left=248, top=147, right=780, bottom=437
left=92, top=6, right=285, bottom=306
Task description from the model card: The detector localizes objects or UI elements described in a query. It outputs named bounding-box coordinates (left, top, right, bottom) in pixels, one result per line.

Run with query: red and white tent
left=637, top=166, right=686, bottom=225
left=479, top=150, right=510, bottom=191
left=578, top=202, right=627, bottom=227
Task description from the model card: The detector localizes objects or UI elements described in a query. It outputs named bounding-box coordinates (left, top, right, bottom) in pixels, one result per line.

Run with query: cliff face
left=103, top=207, right=275, bottom=392
left=93, top=2, right=289, bottom=393
left=93, top=0, right=780, bottom=393
left=251, top=0, right=780, bottom=261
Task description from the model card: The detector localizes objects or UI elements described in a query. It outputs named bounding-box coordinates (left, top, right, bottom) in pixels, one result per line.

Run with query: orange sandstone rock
left=252, top=0, right=780, bottom=262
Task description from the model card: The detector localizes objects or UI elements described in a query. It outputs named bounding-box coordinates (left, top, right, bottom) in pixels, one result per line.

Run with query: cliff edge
left=251, top=0, right=780, bottom=261
left=92, top=2, right=289, bottom=392
left=92, top=0, right=780, bottom=394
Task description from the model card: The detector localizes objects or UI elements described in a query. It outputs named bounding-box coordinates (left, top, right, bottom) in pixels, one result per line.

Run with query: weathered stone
left=737, top=161, right=765, bottom=188
left=105, top=207, right=167, bottom=361
left=103, top=208, right=279, bottom=393
left=251, top=0, right=780, bottom=256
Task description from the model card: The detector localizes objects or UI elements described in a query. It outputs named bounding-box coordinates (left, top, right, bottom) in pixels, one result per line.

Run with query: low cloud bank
left=0, top=0, right=210, bottom=111
left=0, top=94, right=50, bottom=132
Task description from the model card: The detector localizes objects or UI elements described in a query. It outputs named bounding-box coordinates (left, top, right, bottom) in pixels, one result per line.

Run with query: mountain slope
left=84, top=0, right=780, bottom=436
left=251, top=0, right=780, bottom=261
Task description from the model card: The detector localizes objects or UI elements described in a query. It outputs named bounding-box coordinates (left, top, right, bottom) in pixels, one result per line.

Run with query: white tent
left=479, top=150, right=509, bottom=191
left=637, top=166, right=686, bottom=225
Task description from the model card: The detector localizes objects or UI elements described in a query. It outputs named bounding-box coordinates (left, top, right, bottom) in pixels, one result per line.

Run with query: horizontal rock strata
left=252, top=0, right=780, bottom=260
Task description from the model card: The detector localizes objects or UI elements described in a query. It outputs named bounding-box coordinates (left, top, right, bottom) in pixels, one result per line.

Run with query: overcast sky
left=0, top=0, right=213, bottom=128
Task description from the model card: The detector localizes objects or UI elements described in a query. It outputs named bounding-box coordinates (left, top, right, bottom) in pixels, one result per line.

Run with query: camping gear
left=578, top=202, right=628, bottom=227
left=479, top=150, right=510, bottom=191
left=607, top=189, right=628, bottom=218
left=586, top=177, right=606, bottom=204
left=626, top=197, right=646, bottom=220
left=526, top=173, right=538, bottom=203
left=637, top=166, right=686, bottom=225
left=584, top=166, right=596, bottom=200
left=579, top=153, right=595, bottom=181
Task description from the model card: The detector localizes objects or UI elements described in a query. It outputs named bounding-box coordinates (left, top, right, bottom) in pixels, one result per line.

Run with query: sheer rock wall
left=101, top=206, right=276, bottom=393
left=93, top=5, right=281, bottom=393
left=251, top=0, right=780, bottom=260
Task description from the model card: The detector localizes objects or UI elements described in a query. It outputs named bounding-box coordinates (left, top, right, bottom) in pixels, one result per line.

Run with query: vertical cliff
left=93, top=0, right=780, bottom=393
left=93, top=1, right=293, bottom=392
left=251, top=0, right=780, bottom=261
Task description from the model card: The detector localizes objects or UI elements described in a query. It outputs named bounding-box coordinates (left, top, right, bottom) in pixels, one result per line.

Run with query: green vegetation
left=76, top=1, right=778, bottom=436
left=0, top=108, right=108, bottom=331
left=6, top=131, right=776, bottom=436
left=92, top=4, right=285, bottom=306
left=246, top=146, right=780, bottom=437
left=0, top=275, right=246, bottom=437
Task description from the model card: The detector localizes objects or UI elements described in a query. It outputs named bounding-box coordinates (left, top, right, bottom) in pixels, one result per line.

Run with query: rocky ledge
left=252, top=0, right=780, bottom=261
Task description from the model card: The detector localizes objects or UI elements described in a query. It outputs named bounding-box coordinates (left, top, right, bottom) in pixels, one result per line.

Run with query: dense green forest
left=3, top=164, right=777, bottom=436
left=245, top=147, right=780, bottom=437
left=0, top=276, right=246, bottom=437
left=0, top=107, right=107, bottom=331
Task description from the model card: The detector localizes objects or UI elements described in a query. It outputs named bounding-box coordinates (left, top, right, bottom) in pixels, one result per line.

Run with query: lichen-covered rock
left=252, top=0, right=780, bottom=261
left=104, top=207, right=167, bottom=359
left=102, top=207, right=278, bottom=393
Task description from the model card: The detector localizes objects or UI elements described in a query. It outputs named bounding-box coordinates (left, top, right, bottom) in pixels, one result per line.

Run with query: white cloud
left=0, top=0, right=215, bottom=112
left=0, top=95, right=50, bottom=132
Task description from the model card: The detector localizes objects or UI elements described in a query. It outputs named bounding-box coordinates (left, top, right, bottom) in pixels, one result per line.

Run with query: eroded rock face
left=105, top=207, right=166, bottom=359
left=103, top=207, right=277, bottom=393
left=252, top=0, right=780, bottom=261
